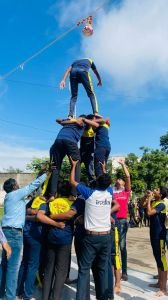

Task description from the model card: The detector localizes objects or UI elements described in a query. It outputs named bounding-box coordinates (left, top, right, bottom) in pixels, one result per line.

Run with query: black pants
left=69, top=69, right=98, bottom=117
left=80, top=137, right=94, bottom=181
left=94, top=147, right=111, bottom=177
left=42, top=243, right=72, bottom=300
left=45, top=139, right=81, bottom=197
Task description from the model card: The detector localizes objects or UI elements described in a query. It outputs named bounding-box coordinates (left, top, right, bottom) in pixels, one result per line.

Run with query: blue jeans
left=76, top=234, right=111, bottom=300
left=17, top=235, right=42, bottom=300
left=118, top=219, right=129, bottom=274
left=0, top=228, right=23, bottom=300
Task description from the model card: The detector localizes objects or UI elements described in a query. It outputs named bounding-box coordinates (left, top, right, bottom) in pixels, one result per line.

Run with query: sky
left=0, top=0, right=168, bottom=171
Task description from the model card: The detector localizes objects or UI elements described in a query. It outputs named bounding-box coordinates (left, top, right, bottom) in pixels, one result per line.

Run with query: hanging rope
left=0, top=0, right=109, bottom=81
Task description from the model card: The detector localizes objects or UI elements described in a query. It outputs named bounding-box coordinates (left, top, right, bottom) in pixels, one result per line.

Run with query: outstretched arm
left=93, top=69, right=102, bottom=86
left=56, top=118, right=77, bottom=125
left=60, top=66, right=72, bottom=89
left=95, top=118, right=110, bottom=126
left=118, top=160, right=131, bottom=191
left=69, top=157, right=79, bottom=187
left=83, top=118, right=99, bottom=128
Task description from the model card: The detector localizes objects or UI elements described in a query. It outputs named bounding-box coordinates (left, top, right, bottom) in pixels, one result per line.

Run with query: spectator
left=113, top=160, right=131, bottom=281
left=147, top=188, right=167, bottom=297
left=0, top=173, right=47, bottom=300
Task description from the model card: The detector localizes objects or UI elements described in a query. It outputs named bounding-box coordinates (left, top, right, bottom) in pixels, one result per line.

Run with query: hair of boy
left=96, top=173, right=112, bottom=190
left=78, top=114, right=87, bottom=118
left=3, top=178, right=17, bottom=193
left=58, top=180, right=72, bottom=197
left=160, top=187, right=168, bottom=199
left=86, top=114, right=95, bottom=120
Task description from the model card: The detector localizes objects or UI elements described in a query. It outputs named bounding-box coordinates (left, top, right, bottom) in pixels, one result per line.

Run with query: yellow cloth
left=49, top=197, right=74, bottom=215
left=82, top=127, right=95, bottom=138
left=31, top=174, right=51, bottom=209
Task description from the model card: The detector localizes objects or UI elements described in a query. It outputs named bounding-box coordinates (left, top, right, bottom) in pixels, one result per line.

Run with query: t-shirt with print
left=150, top=201, right=166, bottom=240
left=113, top=188, right=130, bottom=219
left=76, top=184, right=113, bottom=232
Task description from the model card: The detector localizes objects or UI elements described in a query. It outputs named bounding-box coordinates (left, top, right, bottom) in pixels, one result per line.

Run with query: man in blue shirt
left=60, top=58, right=102, bottom=118
left=0, top=173, right=47, bottom=300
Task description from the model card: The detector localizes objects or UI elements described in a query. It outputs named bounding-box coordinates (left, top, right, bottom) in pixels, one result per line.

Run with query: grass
left=0, top=206, right=4, bottom=221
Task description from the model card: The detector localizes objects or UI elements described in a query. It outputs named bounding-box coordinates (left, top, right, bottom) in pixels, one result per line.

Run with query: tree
left=26, top=157, right=49, bottom=174
left=139, top=148, right=168, bottom=189
left=160, top=132, right=168, bottom=153
left=3, top=166, right=24, bottom=173
left=26, top=156, right=88, bottom=183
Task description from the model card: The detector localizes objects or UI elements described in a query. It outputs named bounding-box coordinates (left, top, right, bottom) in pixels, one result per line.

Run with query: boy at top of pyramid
left=60, top=58, right=102, bottom=118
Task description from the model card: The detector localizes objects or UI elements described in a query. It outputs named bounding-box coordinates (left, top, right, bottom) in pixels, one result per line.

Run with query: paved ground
left=1, top=227, right=168, bottom=299
left=34, top=227, right=168, bottom=299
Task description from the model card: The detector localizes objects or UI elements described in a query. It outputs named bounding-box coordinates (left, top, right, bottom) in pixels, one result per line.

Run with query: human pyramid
left=1, top=59, right=167, bottom=300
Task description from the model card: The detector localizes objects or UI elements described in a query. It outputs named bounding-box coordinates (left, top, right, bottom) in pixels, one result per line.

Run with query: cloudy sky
left=0, top=0, right=168, bottom=170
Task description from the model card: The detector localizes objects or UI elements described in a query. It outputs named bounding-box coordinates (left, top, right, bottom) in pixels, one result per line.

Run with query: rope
left=0, top=0, right=109, bottom=81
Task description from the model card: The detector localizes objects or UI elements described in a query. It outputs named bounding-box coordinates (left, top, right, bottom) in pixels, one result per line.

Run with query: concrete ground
left=34, top=227, right=167, bottom=299
left=1, top=227, right=168, bottom=299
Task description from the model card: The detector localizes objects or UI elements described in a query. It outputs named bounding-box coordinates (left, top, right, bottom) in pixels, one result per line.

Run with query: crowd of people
left=0, top=58, right=168, bottom=300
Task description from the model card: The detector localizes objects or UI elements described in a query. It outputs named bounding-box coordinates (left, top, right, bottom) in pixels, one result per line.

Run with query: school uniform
left=69, top=58, right=98, bottom=117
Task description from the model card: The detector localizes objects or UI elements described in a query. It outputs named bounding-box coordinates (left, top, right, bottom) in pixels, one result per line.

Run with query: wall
left=0, top=173, right=35, bottom=204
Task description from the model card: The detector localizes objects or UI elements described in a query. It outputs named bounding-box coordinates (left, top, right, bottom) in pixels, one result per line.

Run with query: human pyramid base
left=0, top=58, right=167, bottom=300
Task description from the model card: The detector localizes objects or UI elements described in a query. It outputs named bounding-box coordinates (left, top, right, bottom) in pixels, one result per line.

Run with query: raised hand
left=60, top=80, right=66, bottom=89
left=69, top=156, right=79, bottom=166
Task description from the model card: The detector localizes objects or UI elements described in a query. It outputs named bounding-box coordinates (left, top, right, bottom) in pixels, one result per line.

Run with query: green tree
left=139, top=148, right=168, bottom=189
left=26, top=157, right=49, bottom=174
left=160, top=132, right=168, bottom=153
left=3, top=166, right=24, bottom=173
left=26, top=156, right=88, bottom=183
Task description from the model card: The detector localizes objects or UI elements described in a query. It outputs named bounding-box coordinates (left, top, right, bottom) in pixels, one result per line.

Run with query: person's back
left=56, top=120, right=85, bottom=144
left=69, top=163, right=113, bottom=300
left=60, top=58, right=102, bottom=118
left=71, top=58, right=96, bottom=72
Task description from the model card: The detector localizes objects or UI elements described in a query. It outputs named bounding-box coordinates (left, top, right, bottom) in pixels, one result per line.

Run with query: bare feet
left=156, top=289, right=167, bottom=297
left=149, top=282, right=160, bottom=288
left=114, top=286, right=121, bottom=294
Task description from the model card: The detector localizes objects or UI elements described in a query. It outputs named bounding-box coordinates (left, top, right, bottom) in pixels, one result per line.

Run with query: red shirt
left=113, top=189, right=130, bottom=219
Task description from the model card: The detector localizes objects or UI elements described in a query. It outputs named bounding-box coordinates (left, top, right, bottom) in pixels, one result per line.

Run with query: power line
left=5, top=78, right=168, bottom=101
left=0, top=0, right=109, bottom=81
left=0, top=118, right=56, bottom=134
